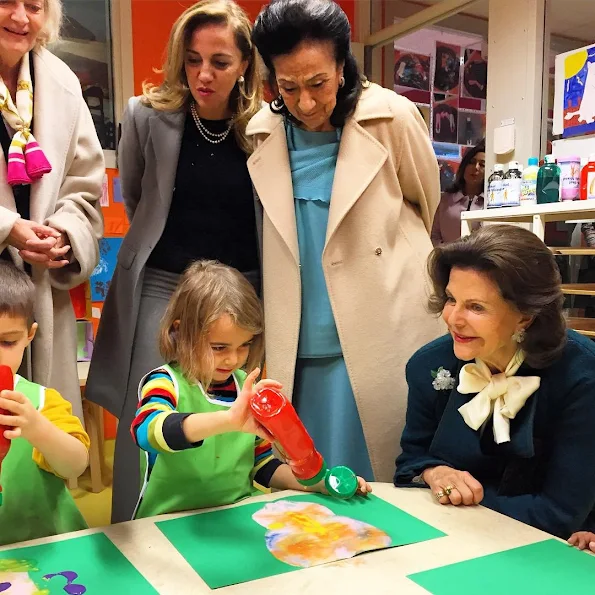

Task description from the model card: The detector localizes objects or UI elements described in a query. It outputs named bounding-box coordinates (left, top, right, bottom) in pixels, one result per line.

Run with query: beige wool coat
left=0, top=47, right=104, bottom=420
left=246, top=83, right=444, bottom=481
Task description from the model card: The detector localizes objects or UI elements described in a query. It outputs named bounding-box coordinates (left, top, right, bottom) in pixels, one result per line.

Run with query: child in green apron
left=0, top=261, right=89, bottom=545
left=131, top=260, right=371, bottom=519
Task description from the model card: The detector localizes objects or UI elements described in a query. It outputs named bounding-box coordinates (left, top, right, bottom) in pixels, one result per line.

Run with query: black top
left=147, top=112, right=259, bottom=275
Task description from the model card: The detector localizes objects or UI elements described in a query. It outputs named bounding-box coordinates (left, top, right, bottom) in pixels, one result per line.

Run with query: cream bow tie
left=457, top=351, right=540, bottom=444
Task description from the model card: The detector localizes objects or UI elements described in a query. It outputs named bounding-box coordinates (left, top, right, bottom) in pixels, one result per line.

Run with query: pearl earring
left=512, top=329, right=526, bottom=344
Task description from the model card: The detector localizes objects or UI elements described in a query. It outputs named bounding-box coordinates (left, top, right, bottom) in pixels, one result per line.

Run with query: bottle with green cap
left=537, top=155, right=561, bottom=204
left=250, top=387, right=358, bottom=499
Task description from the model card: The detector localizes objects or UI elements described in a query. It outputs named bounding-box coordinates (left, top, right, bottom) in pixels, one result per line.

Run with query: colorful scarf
left=0, top=53, right=51, bottom=185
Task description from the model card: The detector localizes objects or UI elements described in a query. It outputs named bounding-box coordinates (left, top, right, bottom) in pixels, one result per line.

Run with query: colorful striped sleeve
left=130, top=367, right=203, bottom=455
left=252, top=436, right=283, bottom=490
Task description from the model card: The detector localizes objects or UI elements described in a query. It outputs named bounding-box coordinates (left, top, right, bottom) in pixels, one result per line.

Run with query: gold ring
left=444, top=485, right=455, bottom=496
left=435, top=490, right=445, bottom=500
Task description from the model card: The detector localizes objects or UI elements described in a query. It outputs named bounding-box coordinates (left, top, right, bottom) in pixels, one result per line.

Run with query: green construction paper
left=0, top=532, right=158, bottom=594
left=156, top=492, right=445, bottom=589
left=408, top=538, right=595, bottom=594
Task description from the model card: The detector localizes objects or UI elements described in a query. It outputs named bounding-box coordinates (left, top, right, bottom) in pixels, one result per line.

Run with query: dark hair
left=252, top=0, right=363, bottom=127
left=446, top=140, right=485, bottom=194
left=0, top=260, right=35, bottom=326
left=427, top=225, right=566, bottom=369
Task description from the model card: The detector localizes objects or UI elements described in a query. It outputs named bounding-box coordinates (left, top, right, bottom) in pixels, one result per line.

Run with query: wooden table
left=0, top=484, right=559, bottom=594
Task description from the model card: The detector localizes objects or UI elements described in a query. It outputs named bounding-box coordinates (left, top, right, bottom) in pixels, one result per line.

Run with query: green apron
left=134, top=366, right=256, bottom=519
left=0, top=376, right=87, bottom=545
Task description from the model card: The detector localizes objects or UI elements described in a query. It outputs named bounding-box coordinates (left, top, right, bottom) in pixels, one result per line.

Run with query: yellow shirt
left=31, top=388, right=90, bottom=478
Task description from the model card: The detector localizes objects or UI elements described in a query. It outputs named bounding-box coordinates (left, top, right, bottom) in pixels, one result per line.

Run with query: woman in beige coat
left=250, top=0, right=443, bottom=482
left=0, top=0, right=104, bottom=419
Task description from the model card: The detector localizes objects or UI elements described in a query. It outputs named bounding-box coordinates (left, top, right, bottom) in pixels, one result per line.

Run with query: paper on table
left=156, top=493, right=446, bottom=589
left=408, top=538, right=595, bottom=595
left=0, top=533, right=158, bottom=594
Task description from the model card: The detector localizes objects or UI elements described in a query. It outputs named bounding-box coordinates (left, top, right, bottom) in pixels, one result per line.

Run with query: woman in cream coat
left=250, top=0, right=443, bottom=482
left=0, top=0, right=104, bottom=419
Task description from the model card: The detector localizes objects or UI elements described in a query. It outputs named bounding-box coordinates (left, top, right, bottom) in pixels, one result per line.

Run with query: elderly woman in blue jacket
left=394, top=224, right=595, bottom=539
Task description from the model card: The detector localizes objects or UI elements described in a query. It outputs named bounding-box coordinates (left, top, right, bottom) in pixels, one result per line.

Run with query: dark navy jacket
left=395, top=330, right=595, bottom=538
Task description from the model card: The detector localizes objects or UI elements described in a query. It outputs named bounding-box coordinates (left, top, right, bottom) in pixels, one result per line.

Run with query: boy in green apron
left=130, top=261, right=371, bottom=519
left=0, top=261, right=89, bottom=545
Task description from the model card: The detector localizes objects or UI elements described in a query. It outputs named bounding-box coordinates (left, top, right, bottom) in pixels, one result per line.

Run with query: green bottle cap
left=297, top=461, right=328, bottom=487
left=325, top=466, right=358, bottom=499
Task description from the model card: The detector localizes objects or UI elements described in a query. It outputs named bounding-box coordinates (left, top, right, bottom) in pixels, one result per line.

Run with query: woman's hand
left=422, top=465, right=484, bottom=506
left=568, top=531, right=595, bottom=553
left=7, top=219, right=70, bottom=268
left=227, top=367, right=280, bottom=442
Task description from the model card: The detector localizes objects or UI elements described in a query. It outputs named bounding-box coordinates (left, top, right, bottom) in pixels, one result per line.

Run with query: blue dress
left=286, top=123, right=375, bottom=480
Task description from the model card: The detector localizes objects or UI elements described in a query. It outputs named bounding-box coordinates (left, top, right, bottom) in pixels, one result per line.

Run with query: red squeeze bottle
left=250, top=387, right=358, bottom=498
left=0, top=365, right=13, bottom=504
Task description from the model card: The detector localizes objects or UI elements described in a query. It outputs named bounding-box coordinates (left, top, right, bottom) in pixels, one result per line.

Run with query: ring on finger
left=444, top=485, right=455, bottom=496
left=434, top=490, right=445, bottom=500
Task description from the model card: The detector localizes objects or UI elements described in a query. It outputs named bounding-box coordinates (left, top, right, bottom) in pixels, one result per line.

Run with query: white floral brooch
left=431, top=367, right=456, bottom=391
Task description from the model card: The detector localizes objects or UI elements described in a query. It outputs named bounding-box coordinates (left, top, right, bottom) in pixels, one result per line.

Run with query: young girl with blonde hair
left=131, top=261, right=370, bottom=518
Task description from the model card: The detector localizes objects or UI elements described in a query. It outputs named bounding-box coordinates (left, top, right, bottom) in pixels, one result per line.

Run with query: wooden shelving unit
left=461, top=202, right=595, bottom=338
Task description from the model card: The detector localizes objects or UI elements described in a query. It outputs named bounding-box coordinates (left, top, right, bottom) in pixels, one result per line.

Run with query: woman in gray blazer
left=85, top=0, right=263, bottom=523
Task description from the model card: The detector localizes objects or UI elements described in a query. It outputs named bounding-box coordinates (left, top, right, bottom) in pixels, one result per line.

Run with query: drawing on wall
left=462, top=49, right=487, bottom=99
left=457, top=111, right=485, bottom=146
left=252, top=501, right=392, bottom=568
left=434, top=42, right=461, bottom=94
left=90, top=238, right=123, bottom=301
left=394, top=50, right=431, bottom=91
left=561, top=45, right=595, bottom=138
left=438, top=159, right=460, bottom=192
left=433, top=97, right=459, bottom=143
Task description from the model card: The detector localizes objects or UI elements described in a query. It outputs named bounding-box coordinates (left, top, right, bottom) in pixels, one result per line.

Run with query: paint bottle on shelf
left=580, top=154, right=595, bottom=200
left=520, top=157, right=539, bottom=206
left=487, top=164, right=505, bottom=208
left=558, top=155, right=581, bottom=201
left=250, top=387, right=358, bottom=499
left=536, top=155, right=561, bottom=204
left=503, top=161, right=522, bottom=207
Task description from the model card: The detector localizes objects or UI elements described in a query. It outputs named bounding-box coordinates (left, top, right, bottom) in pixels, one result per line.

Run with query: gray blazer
left=85, top=97, right=185, bottom=416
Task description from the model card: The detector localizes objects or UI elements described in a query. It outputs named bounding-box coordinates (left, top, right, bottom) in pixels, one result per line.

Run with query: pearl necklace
left=190, top=103, right=232, bottom=144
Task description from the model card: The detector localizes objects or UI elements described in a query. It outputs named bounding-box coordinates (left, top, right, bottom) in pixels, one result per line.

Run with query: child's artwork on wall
left=433, top=97, right=459, bottom=143
left=90, top=238, right=122, bottom=302
left=394, top=50, right=431, bottom=92
left=252, top=500, right=391, bottom=568
left=438, top=159, right=460, bottom=192
left=554, top=43, right=595, bottom=138
left=457, top=111, right=486, bottom=146
left=434, top=42, right=461, bottom=95
left=462, top=49, right=487, bottom=99
left=156, top=493, right=445, bottom=589
left=0, top=533, right=157, bottom=594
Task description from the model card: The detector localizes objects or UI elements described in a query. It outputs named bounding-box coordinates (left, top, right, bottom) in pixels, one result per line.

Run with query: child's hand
left=0, top=390, right=44, bottom=442
left=313, top=475, right=373, bottom=497
left=228, top=368, right=281, bottom=442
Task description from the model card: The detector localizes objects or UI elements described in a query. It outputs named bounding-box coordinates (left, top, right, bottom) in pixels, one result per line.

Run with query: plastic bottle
left=580, top=154, right=595, bottom=200
left=536, top=155, right=561, bottom=204
left=0, top=365, right=13, bottom=505
left=487, top=164, right=505, bottom=208
left=503, top=161, right=522, bottom=207
left=520, top=157, right=539, bottom=206
left=558, top=155, right=581, bottom=201
left=250, top=387, right=358, bottom=499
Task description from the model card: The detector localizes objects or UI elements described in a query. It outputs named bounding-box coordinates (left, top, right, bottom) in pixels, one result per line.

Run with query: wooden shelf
left=567, top=317, right=595, bottom=337
left=461, top=201, right=595, bottom=224
left=561, top=284, right=595, bottom=296
left=550, top=247, right=595, bottom=256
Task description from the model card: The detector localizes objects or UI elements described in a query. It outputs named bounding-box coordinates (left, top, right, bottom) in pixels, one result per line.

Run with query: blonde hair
left=142, top=0, right=262, bottom=153
left=38, top=0, right=63, bottom=46
left=159, top=260, right=264, bottom=388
